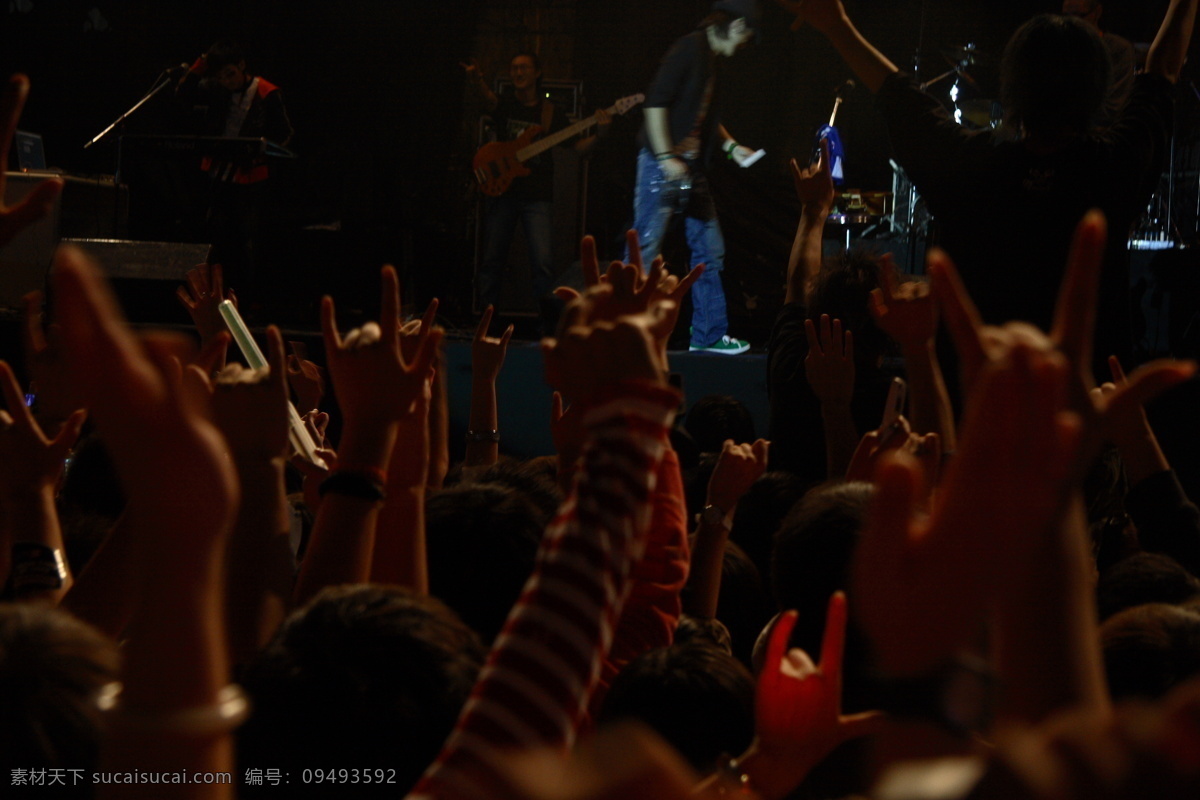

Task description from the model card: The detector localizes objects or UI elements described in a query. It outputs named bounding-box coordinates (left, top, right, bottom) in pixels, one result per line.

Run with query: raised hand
left=542, top=285, right=671, bottom=407
left=21, top=291, right=76, bottom=434
left=776, top=0, right=850, bottom=35
left=844, top=414, right=940, bottom=488
left=397, top=299, right=440, bottom=364
left=54, top=245, right=244, bottom=790
left=290, top=412, right=337, bottom=514
left=208, top=326, right=290, bottom=465
left=706, top=438, right=770, bottom=516
left=755, top=593, right=884, bottom=782
left=176, top=263, right=236, bottom=346
left=0, top=75, right=63, bottom=248
left=459, top=58, right=484, bottom=82
left=868, top=255, right=936, bottom=350
left=0, top=361, right=85, bottom=496
left=473, top=305, right=514, bottom=382
left=853, top=341, right=1081, bottom=676
left=804, top=314, right=855, bottom=406
left=931, top=211, right=1195, bottom=467
left=791, top=138, right=835, bottom=215
left=560, top=232, right=703, bottom=372
left=285, top=340, right=325, bottom=412
left=320, top=265, right=440, bottom=429
left=53, top=245, right=237, bottom=532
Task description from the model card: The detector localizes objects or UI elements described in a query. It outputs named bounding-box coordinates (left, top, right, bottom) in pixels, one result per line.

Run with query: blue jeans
left=478, top=196, right=555, bottom=311
left=628, top=147, right=728, bottom=348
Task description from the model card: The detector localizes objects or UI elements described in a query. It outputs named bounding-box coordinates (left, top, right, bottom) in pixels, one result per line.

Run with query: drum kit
left=823, top=32, right=1194, bottom=253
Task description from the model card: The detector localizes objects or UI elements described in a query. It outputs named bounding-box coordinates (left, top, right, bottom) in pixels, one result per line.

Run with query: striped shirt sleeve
left=409, top=380, right=680, bottom=800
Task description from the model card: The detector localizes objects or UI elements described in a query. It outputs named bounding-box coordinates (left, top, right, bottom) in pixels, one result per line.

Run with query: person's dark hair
left=772, top=482, right=875, bottom=707
left=807, top=249, right=889, bottom=367
left=445, top=455, right=564, bottom=521
left=206, top=39, right=247, bottom=72
left=238, top=585, right=485, bottom=795
left=425, top=481, right=544, bottom=644
left=767, top=482, right=878, bottom=799
left=0, top=604, right=119, bottom=779
left=512, top=51, right=541, bottom=73
left=675, top=614, right=735, bottom=655
left=670, top=423, right=701, bottom=472
left=1096, top=552, right=1200, bottom=622
left=1101, top=603, right=1200, bottom=701
left=1000, top=14, right=1111, bottom=136
left=599, top=642, right=754, bottom=773
left=684, top=394, right=756, bottom=454
left=729, top=470, right=808, bottom=592
left=681, top=539, right=772, bottom=668
left=1084, top=445, right=1134, bottom=572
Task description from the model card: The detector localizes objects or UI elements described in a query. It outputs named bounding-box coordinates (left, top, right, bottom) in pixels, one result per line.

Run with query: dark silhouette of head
left=1102, top=603, right=1200, bottom=701
left=729, top=470, right=808, bottom=594
left=599, top=642, right=754, bottom=773
left=425, top=481, right=544, bottom=644
left=1097, top=553, right=1200, bottom=622
left=238, top=585, right=485, bottom=795
left=684, top=394, right=756, bottom=455
left=1000, top=14, right=1111, bottom=137
left=0, top=604, right=119, bottom=782
left=772, top=481, right=875, bottom=710
left=807, top=249, right=889, bottom=367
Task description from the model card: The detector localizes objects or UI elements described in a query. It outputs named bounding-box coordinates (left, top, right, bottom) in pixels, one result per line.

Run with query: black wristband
left=318, top=471, right=386, bottom=502
left=465, top=429, right=500, bottom=443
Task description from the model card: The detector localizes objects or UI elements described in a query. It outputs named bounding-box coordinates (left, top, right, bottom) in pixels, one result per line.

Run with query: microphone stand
left=84, top=68, right=176, bottom=150
left=85, top=66, right=181, bottom=239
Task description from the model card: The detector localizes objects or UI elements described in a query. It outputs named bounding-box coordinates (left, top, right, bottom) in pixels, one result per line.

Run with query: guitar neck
left=515, top=103, right=615, bottom=162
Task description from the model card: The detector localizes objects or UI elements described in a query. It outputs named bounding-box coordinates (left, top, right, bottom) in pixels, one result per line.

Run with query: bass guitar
left=473, top=93, right=644, bottom=197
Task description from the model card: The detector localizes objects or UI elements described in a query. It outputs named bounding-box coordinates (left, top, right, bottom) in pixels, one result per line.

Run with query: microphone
left=173, top=55, right=208, bottom=79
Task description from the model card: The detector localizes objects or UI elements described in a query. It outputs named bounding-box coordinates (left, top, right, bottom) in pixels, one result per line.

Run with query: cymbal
left=941, top=43, right=989, bottom=67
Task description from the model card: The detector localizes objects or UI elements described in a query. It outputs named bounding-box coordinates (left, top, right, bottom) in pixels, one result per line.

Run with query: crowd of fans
left=3, top=1, right=1200, bottom=798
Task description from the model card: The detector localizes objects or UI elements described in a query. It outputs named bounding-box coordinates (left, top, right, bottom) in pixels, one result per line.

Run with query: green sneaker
left=689, top=335, right=750, bottom=355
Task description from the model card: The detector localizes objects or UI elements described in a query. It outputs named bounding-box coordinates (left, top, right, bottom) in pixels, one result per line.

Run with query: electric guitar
left=473, top=93, right=644, bottom=197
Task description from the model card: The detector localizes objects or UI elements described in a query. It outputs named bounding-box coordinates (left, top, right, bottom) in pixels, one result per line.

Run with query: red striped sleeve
left=409, top=380, right=678, bottom=799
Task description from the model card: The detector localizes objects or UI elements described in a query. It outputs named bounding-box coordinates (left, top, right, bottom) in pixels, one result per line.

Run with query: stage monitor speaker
left=0, top=172, right=131, bottom=310
left=0, top=172, right=62, bottom=309
left=61, top=238, right=212, bottom=325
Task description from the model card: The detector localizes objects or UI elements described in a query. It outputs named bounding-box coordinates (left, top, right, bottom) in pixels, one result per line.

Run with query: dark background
left=2, top=0, right=1189, bottom=339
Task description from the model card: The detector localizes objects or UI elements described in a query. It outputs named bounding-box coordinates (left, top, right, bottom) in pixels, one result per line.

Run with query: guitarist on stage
left=464, top=53, right=610, bottom=324
left=629, top=0, right=762, bottom=356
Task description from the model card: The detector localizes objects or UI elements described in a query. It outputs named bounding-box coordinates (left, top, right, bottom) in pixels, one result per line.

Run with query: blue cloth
left=629, top=147, right=728, bottom=348
left=477, top=196, right=554, bottom=311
